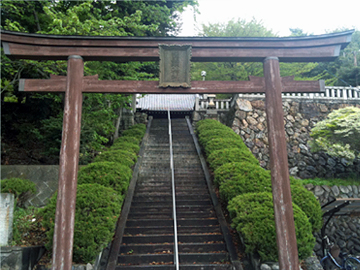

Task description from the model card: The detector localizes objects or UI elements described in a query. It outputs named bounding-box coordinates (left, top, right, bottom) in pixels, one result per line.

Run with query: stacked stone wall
left=306, top=183, right=360, bottom=258
left=226, top=98, right=360, bottom=179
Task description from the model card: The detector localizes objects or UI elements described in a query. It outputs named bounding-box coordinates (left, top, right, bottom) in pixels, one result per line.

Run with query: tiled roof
left=136, top=94, right=196, bottom=111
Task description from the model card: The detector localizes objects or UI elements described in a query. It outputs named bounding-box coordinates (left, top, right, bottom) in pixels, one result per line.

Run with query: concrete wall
left=1, top=165, right=59, bottom=207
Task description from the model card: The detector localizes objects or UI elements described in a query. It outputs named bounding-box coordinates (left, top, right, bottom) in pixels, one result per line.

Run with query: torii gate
left=1, top=30, right=353, bottom=270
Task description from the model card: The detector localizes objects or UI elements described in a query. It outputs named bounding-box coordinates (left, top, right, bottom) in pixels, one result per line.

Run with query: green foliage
left=192, top=18, right=274, bottom=81
left=216, top=163, right=321, bottom=232
left=94, top=150, right=137, bottom=168
left=198, top=129, right=241, bottom=148
left=11, top=206, right=41, bottom=246
left=0, top=178, right=36, bottom=208
left=1, top=0, right=194, bottom=164
left=218, top=166, right=273, bottom=202
left=195, top=119, right=231, bottom=134
left=310, top=107, right=360, bottom=162
left=129, top=123, right=147, bottom=132
left=290, top=185, right=323, bottom=232
left=110, top=141, right=140, bottom=154
left=302, top=177, right=360, bottom=186
left=77, top=162, right=132, bottom=196
left=204, top=138, right=246, bottom=156
left=207, top=148, right=259, bottom=171
left=121, top=128, right=146, bottom=140
left=228, top=192, right=315, bottom=261
left=42, top=184, right=123, bottom=263
left=196, top=119, right=224, bottom=130
left=114, top=136, right=141, bottom=146
left=214, top=162, right=267, bottom=187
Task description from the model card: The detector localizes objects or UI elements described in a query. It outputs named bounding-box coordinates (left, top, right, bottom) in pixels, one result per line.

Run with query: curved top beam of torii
left=1, top=29, right=354, bottom=62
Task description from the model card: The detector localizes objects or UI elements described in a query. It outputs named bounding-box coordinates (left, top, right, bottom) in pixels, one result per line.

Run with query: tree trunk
left=114, top=107, right=123, bottom=141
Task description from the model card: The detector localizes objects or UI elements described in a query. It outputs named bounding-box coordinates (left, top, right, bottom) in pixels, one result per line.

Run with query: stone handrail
left=196, top=98, right=231, bottom=110
left=195, top=86, right=360, bottom=111
left=237, top=86, right=360, bottom=100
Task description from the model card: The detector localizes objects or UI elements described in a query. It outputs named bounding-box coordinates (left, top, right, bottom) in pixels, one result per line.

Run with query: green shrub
left=0, top=178, right=36, bottom=208
left=218, top=164, right=321, bottom=232
left=78, top=162, right=132, bottom=195
left=94, top=150, right=137, bottom=168
left=110, top=141, right=140, bottom=154
left=198, top=129, right=240, bottom=148
left=114, top=136, right=141, bottom=146
left=204, top=137, right=247, bottom=156
left=219, top=166, right=272, bottom=202
left=129, top=123, right=146, bottom=132
left=207, top=148, right=259, bottom=171
left=228, top=192, right=315, bottom=262
left=214, top=162, right=267, bottom=187
left=121, top=128, right=145, bottom=140
left=196, top=120, right=229, bottom=134
left=290, top=185, right=323, bottom=232
left=196, top=119, right=224, bottom=130
left=42, top=184, right=122, bottom=263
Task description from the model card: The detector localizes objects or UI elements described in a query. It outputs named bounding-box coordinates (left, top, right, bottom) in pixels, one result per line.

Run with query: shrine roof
left=137, top=94, right=196, bottom=111
left=1, top=30, right=354, bottom=62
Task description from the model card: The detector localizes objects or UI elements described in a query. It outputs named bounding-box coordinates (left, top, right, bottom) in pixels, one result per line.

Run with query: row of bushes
left=195, top=119, right=322, bottom=262
left=40, top=123, right=147, bottom=263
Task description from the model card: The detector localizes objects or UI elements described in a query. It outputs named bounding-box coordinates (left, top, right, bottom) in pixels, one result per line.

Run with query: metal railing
left=168, top=110, right=179, bottom=270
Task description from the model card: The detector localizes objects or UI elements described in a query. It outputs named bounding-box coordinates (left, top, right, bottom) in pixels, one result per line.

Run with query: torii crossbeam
left=1, top=30, right=353, bottom=270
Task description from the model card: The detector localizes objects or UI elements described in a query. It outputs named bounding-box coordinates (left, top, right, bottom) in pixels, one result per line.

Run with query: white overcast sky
left=178, top=0, right=359, bottom=37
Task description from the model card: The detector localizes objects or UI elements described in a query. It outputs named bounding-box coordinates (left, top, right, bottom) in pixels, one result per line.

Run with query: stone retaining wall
left=306, top=183, right=360, bottom=258
left=226, top=98, right=360, bottom=179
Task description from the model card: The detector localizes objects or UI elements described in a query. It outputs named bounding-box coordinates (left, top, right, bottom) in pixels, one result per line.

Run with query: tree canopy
left=1, top=0, right=197, bottom=165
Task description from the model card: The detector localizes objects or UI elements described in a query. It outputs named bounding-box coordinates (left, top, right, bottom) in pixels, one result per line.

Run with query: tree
left=302, top=29, right=360, bottom=86
left=191, top=19, right=320, bottom=100
left=191, top=18, right=274, bottom=83
left=310, top=107, right=360, bottom=163
left=1, top=0, right=196, bottom=164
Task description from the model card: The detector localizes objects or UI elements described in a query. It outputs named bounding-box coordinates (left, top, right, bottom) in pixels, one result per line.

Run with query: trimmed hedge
left=129, top=123, right=146, bottom=132
left=195, top=119, right=224, bottom=130
left=0, top=178, right=36, bottom=208
left=94, top=150, right=137, bottom=168
left=121, top=128, right=145, bottom=140
left=214, top=162, right=267, bottom=187
left=228, top=192, right=315, bottom=262
left=217, top=163, right=322, bottom=233
left=196, top=119, right=231, bottom=134
left=110, top=141, right=140, bottom=154
left=207, top=148, right=259, bottom=171
left=290, top=185, right=323, bottom=232
left=42, top=184, right=123, bottom=263
left=204, top=138, right=247, bottom=156
left=77, top=162, right=132, bottom=195
left=198, top=129, right=240, bottom=148
left=114, top=136, right=141, bottom=146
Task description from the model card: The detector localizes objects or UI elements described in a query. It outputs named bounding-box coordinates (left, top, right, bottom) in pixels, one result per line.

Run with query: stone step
left=117, top=253, right=228, bottom=265
left=122, top=234, right=224, bottom=244
left=128, top=211, right=216, bottom=220
left=126, top=219, right=219, bottom=228
left=120, top=242, right=225, bottom=254
left=124, top=226, right=221, bottom=236
left=115, top=264, right=232, bottom=270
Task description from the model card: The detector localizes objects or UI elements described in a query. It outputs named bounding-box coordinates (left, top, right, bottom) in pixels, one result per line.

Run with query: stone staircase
left=114, top=117, right=233, bottom=269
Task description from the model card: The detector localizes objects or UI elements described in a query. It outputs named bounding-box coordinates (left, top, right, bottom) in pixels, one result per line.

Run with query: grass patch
left=302, top=177, right=360, bottom=187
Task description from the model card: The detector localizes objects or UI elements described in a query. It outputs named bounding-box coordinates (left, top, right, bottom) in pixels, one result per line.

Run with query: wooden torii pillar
left=2, top=30, right=353, bottom=270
